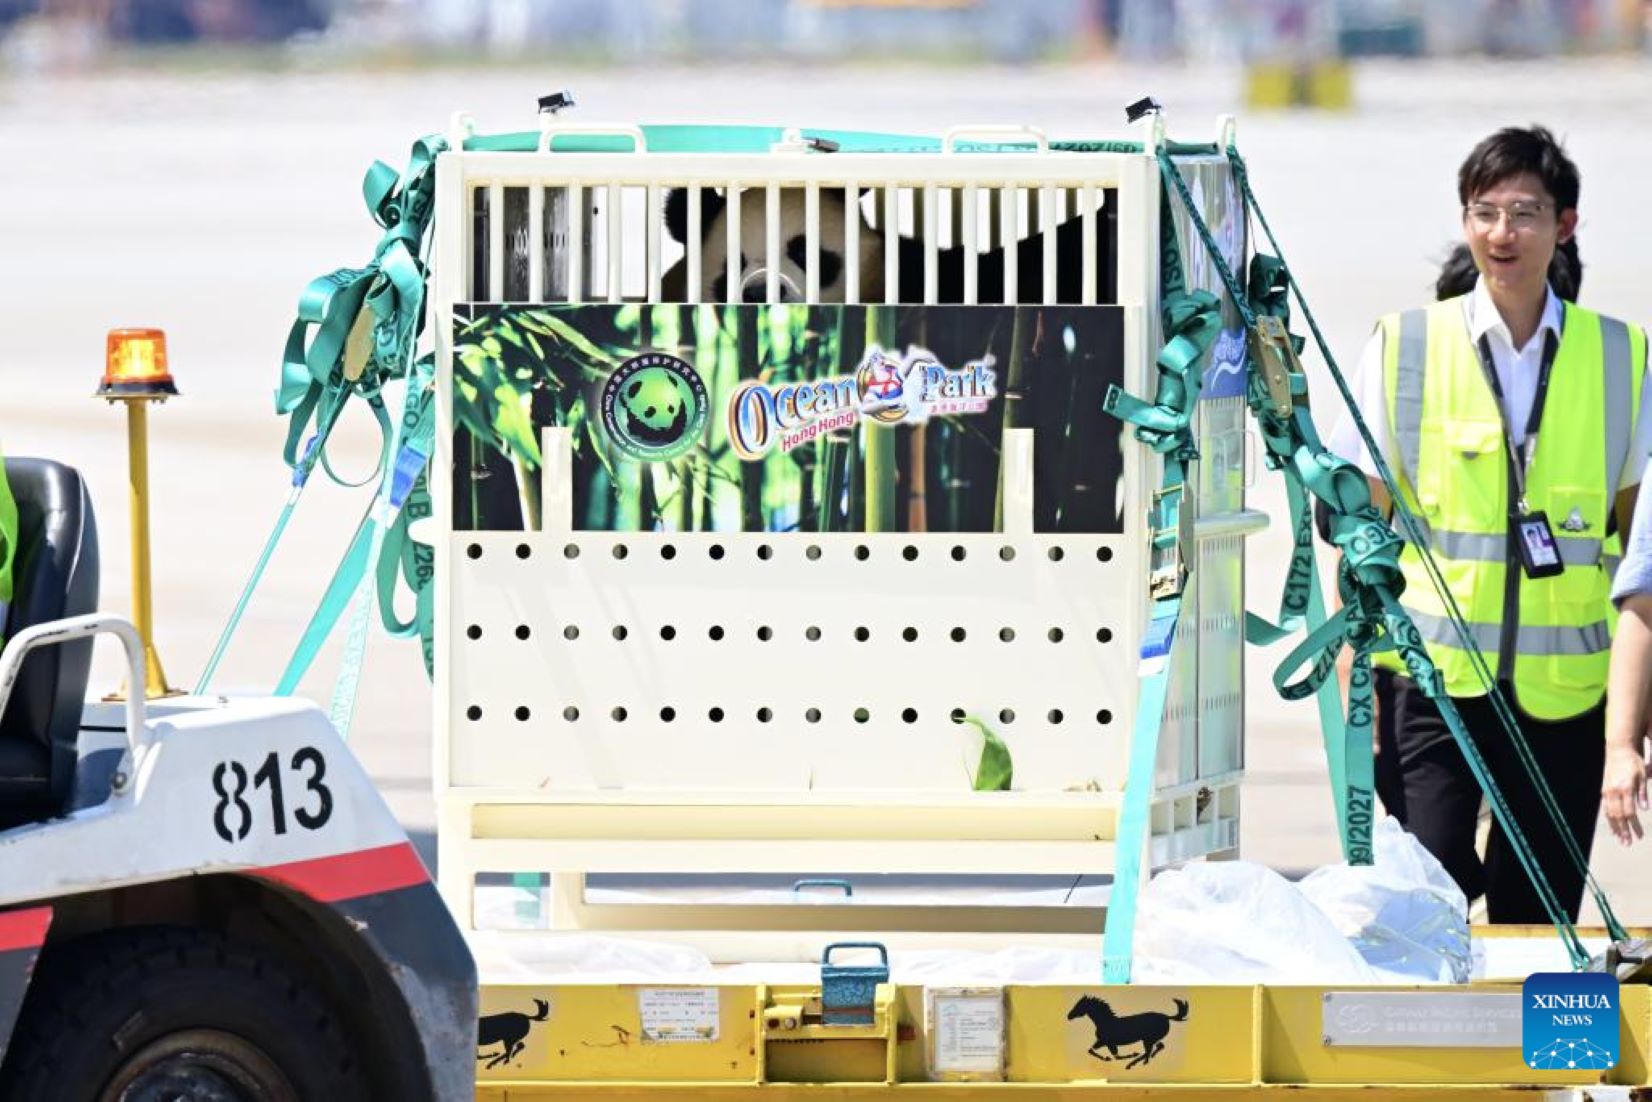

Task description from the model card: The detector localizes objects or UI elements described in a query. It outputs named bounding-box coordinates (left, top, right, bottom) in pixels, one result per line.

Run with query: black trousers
left=1390, top=675, right=1605, bottom=924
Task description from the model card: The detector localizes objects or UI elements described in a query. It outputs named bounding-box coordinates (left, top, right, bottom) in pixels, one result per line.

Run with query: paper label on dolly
left=927, top=987, right=1005, bottom=1077
left=639, top=987, right=720, bottom=1043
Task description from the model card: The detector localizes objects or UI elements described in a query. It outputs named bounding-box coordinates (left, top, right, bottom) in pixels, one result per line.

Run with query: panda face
left=619, top=367, right=691, bottom=445
left=664, top=187, right=885, bottom=304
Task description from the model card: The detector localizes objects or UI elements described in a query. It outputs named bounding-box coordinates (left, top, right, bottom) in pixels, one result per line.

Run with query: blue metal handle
left=792, top=878, right=854, bottom=898
left=822, top=941, right=888, bottom=968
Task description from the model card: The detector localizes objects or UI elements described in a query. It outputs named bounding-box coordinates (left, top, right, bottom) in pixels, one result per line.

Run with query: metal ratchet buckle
left=1148, top=485, right=1188, bottom=599
left=1248, top=315, right=1300, bottom=418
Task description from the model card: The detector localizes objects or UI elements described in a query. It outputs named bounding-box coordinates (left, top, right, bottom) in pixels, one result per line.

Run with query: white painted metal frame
left=431, top=115, right=1255, bottom=952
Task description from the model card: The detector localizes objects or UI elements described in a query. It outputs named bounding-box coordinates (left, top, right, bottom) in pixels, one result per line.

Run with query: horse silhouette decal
left=1067, top=995, right=1189, bottom=1069
left=478, top=998, right=550, bottom=1069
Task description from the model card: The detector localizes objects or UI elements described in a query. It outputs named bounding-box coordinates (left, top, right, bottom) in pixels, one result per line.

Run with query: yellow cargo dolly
left=408, top=107, right=1652, bottom=1098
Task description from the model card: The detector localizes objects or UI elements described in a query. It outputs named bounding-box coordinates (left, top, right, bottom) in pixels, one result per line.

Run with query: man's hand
left=1602, top=741, right=1650, bottom=845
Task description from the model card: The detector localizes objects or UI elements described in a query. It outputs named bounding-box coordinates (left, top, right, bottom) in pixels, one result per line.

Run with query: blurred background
left=4, top=0, right=1652, bottom=66
left=3, top=0, right=1651, bottom=923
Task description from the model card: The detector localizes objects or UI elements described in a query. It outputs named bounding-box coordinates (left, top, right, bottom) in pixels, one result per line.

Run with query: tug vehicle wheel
left=2, top=927, right=366, bottom=1102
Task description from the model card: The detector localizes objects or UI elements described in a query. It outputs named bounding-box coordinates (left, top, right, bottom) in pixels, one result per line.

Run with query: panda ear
left=665, top=188, right=726, bottom=244
left=665, top=188, right=691, bottom=244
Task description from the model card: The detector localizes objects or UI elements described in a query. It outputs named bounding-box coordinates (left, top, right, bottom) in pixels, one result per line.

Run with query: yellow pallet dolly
left=475, top=948, right=1650, bottom=1097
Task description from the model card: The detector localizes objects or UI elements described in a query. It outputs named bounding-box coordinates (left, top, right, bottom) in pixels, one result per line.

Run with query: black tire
left=1, top=926, right=368, bottom=1102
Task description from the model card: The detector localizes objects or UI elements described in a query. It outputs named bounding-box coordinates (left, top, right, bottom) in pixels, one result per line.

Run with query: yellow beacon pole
left=99, top=329, right=181, bottom=699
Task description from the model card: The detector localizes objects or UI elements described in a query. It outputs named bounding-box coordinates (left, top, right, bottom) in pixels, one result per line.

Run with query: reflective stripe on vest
left=1373, top=296, right=1644, bottom=720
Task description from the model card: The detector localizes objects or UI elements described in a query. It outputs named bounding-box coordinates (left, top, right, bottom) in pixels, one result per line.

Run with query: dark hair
left=1434, top=238, right=1583, bottom=301
left=1457, top=125, right=1580, bottom=212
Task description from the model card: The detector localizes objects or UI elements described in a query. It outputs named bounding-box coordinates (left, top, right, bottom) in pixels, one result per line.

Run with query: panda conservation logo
left=600, top=352, right=709, bottom=463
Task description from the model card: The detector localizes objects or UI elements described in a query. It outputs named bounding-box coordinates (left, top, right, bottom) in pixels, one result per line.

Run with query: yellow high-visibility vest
left=1372, top=296, right=1645, bottom=720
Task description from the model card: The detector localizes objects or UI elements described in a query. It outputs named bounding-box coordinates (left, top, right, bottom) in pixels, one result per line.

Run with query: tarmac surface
left=3, top=57, right=1649, bottom=926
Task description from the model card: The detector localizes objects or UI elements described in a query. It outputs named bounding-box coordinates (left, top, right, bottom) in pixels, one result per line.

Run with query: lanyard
left=1473, top=326, right=1559, bottom=514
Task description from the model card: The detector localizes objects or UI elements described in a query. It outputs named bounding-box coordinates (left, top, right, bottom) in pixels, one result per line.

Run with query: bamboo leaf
left=454, top=399, right=491, bottom=442
left=491, top=383, right=542, bottom=467
left=584, top=415, right=619, bottom=483
left=521, top=310, right=622, bottom=369
left=957, top=714, right=1013, bottom=791
left=564, top=395, right=587, bottom=446
left=520, top=326, right=544, bottom=360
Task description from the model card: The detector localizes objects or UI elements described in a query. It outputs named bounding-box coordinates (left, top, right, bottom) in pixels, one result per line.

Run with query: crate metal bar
left=528, top=185, right=545, bottom=302
left=805, top=184, right=821, bottom=303
left=766, top=180, right=780, bottom=303
left=726, top=184, right=741, bottom=305
left=844, top=181, right=860, bottom=305
left=687, top=184, right=702, bottom=304
left=605, top=182, right=622, bottom=303
left=487, top=182, right=504, bottom=301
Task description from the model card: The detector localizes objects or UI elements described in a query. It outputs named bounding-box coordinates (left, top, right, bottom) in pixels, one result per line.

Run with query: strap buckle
left=1248, top=315, right=1299, bottom=418
left=1148, top=484, right=1189, bottom=600
left=1149, top=548, right=1183, bottom=600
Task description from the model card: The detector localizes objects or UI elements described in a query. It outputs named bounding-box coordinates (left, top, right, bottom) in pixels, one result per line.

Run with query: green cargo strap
left=195, top=390, right=378, bottom=694
left=1147, top=146, right=1381, bottom=871
left=278, top=356, right=435, bottom=709
left=1245, top=250, right=1382, bottom=864
left=1101, top=599, right=1180, bottom=986
left=0, top=448, right=16, bottom=648
left=195, top=134, right=444, bottom=732
left=328, top=366, right=437, bottom=733
left=1173, top=145, right=1583, bottom=958
left=1231, top=143, right=1621, bottom=949
left=1098, top=182, right=1210, bottom=985
left=1222, top=144, right=1610, bottom=960
left=377, top=410, right=438, bottom=676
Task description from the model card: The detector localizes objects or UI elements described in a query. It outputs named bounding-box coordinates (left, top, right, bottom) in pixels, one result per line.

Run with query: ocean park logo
left=727, top=345, right=997, bottom=461
left=1522, top=972, right=1618, bottom=1070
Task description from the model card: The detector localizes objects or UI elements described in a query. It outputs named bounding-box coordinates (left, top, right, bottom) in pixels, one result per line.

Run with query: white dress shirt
left=1326, top=279, right=1652, bottom=493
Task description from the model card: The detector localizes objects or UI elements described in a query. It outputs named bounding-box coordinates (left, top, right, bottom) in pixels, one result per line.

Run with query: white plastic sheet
left=1298, top=816, right=1472, bottom=983
left=1133, top=816, right=1470, bottom=985
left=1133, top=860, right=1385, bottom=984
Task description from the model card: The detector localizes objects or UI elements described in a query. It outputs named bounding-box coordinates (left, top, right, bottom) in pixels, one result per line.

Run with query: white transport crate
left=430, top=114, right=1265, bottom=957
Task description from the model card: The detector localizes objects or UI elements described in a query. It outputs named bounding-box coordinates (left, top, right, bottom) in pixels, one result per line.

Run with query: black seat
left=0, top=459, right=98, bottom=828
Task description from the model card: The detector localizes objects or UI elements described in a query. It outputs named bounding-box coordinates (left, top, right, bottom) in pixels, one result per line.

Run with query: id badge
left=1514, top=510, right=1565, bottom=579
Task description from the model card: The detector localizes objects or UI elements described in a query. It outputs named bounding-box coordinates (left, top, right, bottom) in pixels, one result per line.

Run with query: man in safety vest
left=1328, top=126, right=1652, bottom=922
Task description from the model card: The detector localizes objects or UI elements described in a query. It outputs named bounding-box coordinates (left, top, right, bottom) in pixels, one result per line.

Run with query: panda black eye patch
left=786, top=235, right=841, bottom=289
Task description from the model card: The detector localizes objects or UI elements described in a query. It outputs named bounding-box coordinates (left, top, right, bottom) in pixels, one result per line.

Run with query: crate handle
left=941, top=125, right=1049, bottom=154
left=537, top=123, right=649, bottom=154
left=822, top=941, right=888, bottom=967
left=792, top=878, right=854, bottom=898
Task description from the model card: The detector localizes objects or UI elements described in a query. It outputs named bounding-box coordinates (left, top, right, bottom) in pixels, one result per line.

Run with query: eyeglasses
left=1464, top=200, right=1549, bottom=232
